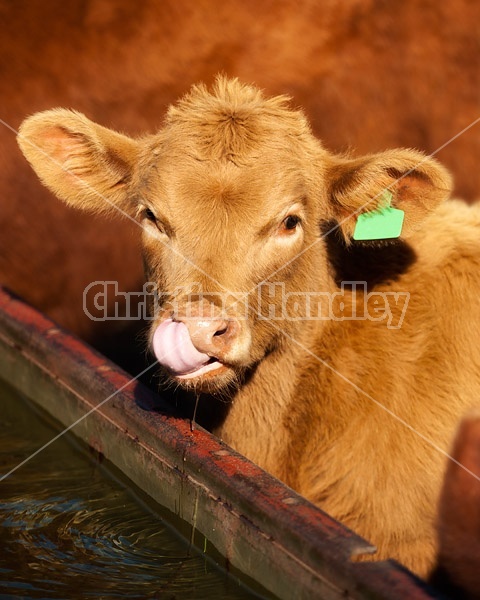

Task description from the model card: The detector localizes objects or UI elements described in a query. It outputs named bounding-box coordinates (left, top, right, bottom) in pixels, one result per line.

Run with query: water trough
left=0, top=286, right=441, bottom=599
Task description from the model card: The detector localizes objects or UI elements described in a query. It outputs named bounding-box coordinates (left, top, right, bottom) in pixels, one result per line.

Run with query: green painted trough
left=0, top=286, right=441, bottom=599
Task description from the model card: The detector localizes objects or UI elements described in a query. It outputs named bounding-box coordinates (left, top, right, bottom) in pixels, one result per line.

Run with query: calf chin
left=166, top=363, right=244, bottom=395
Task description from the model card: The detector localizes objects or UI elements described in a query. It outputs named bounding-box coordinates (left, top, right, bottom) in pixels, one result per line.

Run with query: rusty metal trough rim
left=0, top=286, right=440, bottom=599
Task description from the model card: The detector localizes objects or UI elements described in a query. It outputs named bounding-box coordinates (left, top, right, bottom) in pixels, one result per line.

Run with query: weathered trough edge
left=0, top=286, right=441, bottom=600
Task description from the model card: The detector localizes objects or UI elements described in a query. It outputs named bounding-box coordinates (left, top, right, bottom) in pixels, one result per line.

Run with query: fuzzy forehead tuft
left=164, top=76, right=313, bottom=164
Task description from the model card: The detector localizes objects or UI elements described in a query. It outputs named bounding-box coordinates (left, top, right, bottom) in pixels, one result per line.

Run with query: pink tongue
left=152, top=319, right=210, bottom=376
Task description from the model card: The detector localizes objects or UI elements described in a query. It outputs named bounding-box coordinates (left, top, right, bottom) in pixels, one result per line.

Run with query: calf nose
left=179, top=317, right=239, bottom=356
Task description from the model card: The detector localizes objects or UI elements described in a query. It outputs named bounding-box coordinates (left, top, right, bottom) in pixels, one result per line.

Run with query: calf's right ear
left=17, top=109, right=140, bottom=215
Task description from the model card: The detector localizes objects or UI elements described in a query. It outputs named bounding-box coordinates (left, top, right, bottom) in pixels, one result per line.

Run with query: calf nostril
left=180, top=317, right=239, bottom=355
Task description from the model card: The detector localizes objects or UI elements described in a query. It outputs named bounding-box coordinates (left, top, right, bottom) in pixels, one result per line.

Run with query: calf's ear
left=17, top=109, right=139, bottom=215
left=326, top=148, right=452, bottom=240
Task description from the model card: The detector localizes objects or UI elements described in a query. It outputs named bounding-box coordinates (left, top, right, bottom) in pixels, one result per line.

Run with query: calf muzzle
left=151, top=305, right=241, bottom=380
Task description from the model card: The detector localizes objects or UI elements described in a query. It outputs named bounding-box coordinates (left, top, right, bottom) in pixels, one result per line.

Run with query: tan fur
left=17, top=78, right=480, bottom=579
left=18, top=110, right=140, bottom=215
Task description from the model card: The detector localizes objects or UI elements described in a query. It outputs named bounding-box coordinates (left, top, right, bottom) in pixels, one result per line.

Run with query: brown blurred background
left=1, top=0, right=478, bottom=359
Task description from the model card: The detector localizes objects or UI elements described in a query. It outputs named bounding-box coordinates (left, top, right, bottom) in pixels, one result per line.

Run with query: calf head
left=18, top=77, right=451, bottom=393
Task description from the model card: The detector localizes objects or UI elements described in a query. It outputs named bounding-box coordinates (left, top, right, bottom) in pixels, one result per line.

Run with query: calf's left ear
left=325, top=148, right=452, bottom=240
left=17, top=109, right=140, bottom=215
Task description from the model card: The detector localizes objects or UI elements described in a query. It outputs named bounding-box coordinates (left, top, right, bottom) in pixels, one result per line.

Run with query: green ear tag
left=353, top=191, right=404, bottom=241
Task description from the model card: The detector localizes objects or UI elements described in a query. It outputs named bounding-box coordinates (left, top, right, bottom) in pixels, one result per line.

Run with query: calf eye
left=141, top=206, right=169, bottom=237
left=144, top=208, right=157, bottom=222
left=280, top=215, right=301, bottom=234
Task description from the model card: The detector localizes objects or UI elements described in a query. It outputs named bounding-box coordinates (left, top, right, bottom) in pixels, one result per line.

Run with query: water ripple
left=0, top=382, right=264, bottom=599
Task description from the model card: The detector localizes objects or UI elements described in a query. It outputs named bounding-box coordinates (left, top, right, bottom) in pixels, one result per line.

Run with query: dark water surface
left=0, top=381, right=270, bottom=599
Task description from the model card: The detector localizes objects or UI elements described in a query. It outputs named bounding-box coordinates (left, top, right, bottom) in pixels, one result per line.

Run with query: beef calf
left=17, top=77, right=480, bottom=578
